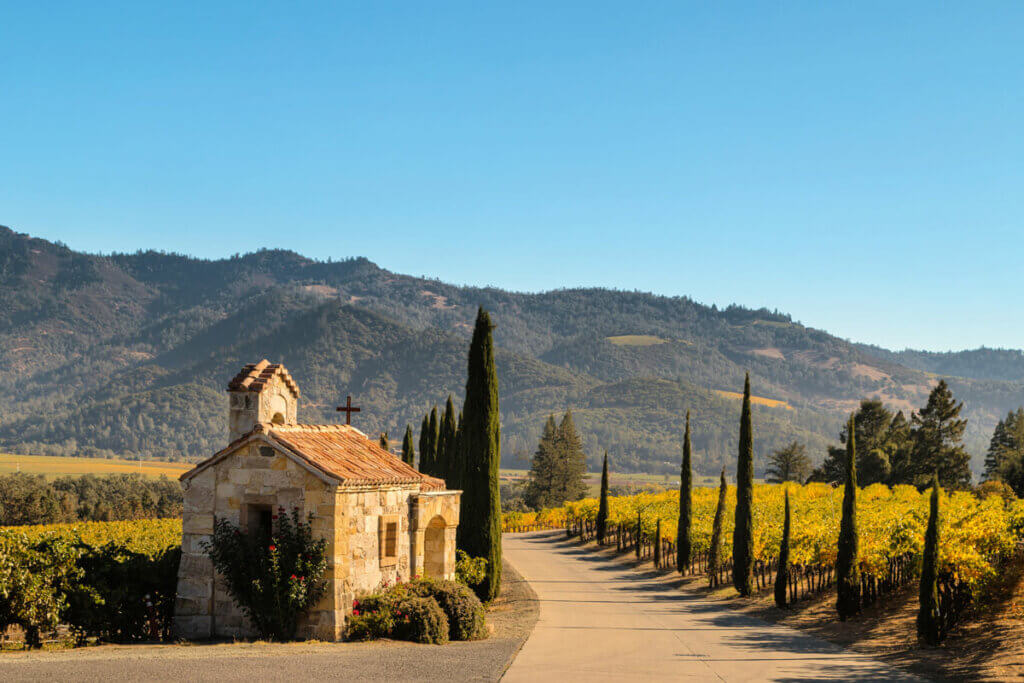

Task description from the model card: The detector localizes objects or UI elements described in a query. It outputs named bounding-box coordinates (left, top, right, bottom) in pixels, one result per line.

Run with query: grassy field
left=0, top=453, right=192, bottom=479
left=605, top=334, right=669, bottom=346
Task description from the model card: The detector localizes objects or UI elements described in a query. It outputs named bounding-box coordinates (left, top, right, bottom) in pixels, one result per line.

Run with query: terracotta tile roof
left=182, top=422, right=446, bottom=491
left=227, top=359, right=300, bottom=397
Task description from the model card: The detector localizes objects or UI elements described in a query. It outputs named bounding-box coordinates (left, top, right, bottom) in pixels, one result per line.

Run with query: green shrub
left=0, top=521, right=181, bottom=647
left=455, top=549, right=487, bottom=588
left=65, top=543, right=180, bottom=643
left=392, top=595, right=448, bottom=645
left=408, top=578, right=486, bottom=641
left=202, top=507, right=327, bottom=641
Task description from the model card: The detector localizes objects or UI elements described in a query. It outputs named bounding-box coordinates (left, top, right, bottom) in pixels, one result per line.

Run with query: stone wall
left=174, top=441, right=338, bottom=640
left=175, top=438, right=462, bottom=642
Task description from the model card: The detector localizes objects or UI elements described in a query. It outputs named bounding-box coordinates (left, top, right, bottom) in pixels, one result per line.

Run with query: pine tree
left=733, top=373, right=754, bottom=596
left=596, top=452, right=610, bottom=545
left=985, top=415, right=1011, bottom=479
left=836, top=414, right=861, bottom=620
left=917, top=473, right=942, bottom=645
left=765, top=441, right=811, bottom=484
left=401, top=425, right=415, bottom=466
left=418, top=415, right=430, bottom=471
left=677, top=410, right=693, bottom=574
left=457, top=307, right=502, bottom=601
left=523, top=416, right=559, bottom=509
left=555, top=410, right=588, bottom=503
left=379, top=431, right=389, bottom=451
left=774, top=488, right=791, bottom=608
left=910, top=380, right=971, bottom=489
left=707, top=467, right=727, bottom=588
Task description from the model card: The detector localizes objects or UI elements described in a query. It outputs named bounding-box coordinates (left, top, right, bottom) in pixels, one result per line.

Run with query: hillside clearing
left=713, top=389, right=794, bottom=410
left=605, top=334, right=669, bottom=346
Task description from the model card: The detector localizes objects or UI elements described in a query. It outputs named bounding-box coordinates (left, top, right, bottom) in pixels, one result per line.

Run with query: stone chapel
left=174, top=360, right=461, bottom=641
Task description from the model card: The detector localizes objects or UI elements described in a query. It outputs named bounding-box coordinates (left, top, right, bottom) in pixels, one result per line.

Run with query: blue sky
left=2, top=2, right=1023, bottom=352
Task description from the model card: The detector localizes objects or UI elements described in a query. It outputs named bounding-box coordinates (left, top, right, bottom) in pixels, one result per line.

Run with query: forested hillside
left=2, top=225, right=1022, bottom=476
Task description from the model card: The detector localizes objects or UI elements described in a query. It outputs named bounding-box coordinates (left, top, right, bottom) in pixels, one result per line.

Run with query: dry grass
left=0, top=453, right=192, bottom=480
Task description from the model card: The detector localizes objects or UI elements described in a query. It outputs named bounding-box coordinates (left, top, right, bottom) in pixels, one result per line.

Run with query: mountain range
left=2, top=224, right=1021, bottom=477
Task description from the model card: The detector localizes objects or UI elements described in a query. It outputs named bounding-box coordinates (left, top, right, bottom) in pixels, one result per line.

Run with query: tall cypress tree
left=836, top=414, right=861, bottom=620
left=402, top=425, right=415, bottom=466
left=437, top=396, right=457, bottom=485
left=918, top=473, right=941, bottom=645
left=654, top=518, right=662, bottom=567
left=450, top=409, right=464, bottom=492
left=596, top=452, right=610, bottom=544
left=457, top=307, right=502, bottom=601
left=635, top=509, right=642, bottom=559
left=733, top=373, right=755, bottom=596
left=426, top=406, right=439, bottom=477
left=677, top=410, right=693, bottom=574
left=708, top=467, right=728, bottom=588
left=418, top=414, right=430, bottom=471
left=774, top=488, right=791, bottom=608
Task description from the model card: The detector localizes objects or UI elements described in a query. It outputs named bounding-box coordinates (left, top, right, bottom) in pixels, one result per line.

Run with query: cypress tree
left=918, top=473, right=942, bottom=645
left=418, top=415, right=430, bottom=471
left=430, top=406, right=440, bottom=476
left=733, top=373, right=755, bottom=596
left=677, top=410, right=693, bottom=574
left=457, top=307, right=502, bottom=601
left=836, top=414, right=861, bottom=620
left=450, top=410, right=464, bottom=492
left=708, top=467, right=727, bottom=588
left=596, top=452, right=610, bottom=544
left=422, top=406, right=439, bottom=477
left=437, top=396, right=456, bottom=485
left=635, top=509, right=642, bottom=560
left=402, top=425, right=415, bottom=466
left=653, top=518, right=662, bottom=567
left=774, top=488, right=791, bottom=608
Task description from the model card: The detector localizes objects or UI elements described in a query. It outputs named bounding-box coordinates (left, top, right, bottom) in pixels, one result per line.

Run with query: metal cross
left=336, top=395, right=361, bottom=425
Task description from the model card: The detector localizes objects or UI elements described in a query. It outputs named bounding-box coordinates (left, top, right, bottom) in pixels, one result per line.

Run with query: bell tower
left=226, top=360, right=300, bottom=441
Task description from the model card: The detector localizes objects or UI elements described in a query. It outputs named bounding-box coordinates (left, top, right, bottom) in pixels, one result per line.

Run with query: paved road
left=502, top=532, right=921, bottom=682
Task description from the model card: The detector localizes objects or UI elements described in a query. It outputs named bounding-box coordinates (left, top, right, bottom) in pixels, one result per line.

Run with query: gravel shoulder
left=0, top=558, right=539, bottom=682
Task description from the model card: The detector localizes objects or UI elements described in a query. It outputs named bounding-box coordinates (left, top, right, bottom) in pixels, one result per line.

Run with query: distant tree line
left=0, top=473, right=182, bottom=526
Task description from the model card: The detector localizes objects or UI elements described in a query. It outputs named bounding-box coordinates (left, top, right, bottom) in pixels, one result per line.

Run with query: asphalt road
left=502, top=531, right=922, bottom=682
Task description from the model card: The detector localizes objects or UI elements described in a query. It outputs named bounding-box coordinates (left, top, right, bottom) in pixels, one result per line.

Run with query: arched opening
left=424, top=515, right=448, bottom=578
left=271, top=412, right=286, bottom=425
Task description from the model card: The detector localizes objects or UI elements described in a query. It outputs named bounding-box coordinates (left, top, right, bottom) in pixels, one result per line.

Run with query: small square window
left=259, top=446, right=275, bottom=458
left=379, top=516, right=400, bottom=567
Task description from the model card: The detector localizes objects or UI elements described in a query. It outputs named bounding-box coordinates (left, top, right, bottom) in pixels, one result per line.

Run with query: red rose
left=352, top=609, right=360, bottom=616
left=268, top=544, right=276, bottom=551
left=290, top=574, right=297, bottom=580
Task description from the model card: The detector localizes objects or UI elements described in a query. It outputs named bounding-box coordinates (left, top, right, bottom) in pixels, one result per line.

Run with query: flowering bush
left=202, top=507, right=327, bottom=641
